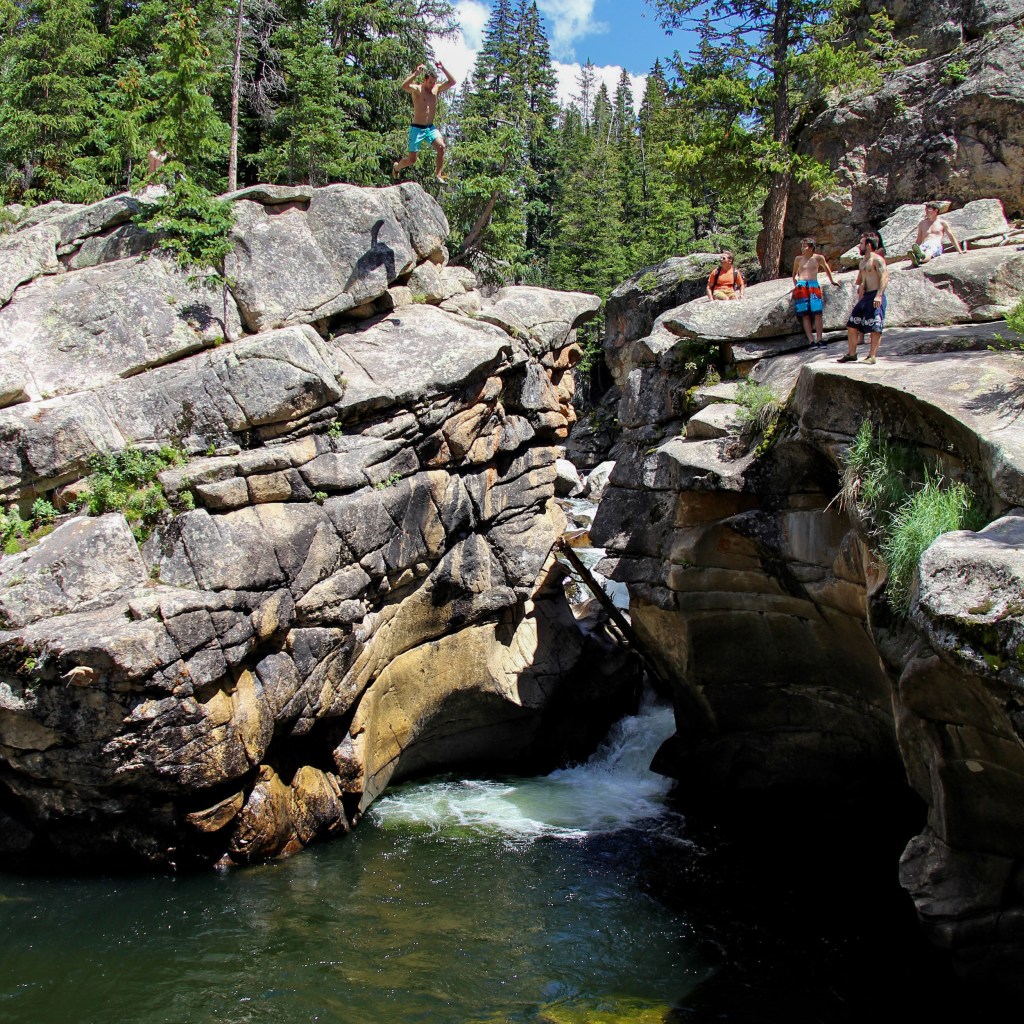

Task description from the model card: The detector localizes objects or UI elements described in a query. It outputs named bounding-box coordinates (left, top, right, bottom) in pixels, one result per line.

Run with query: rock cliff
left=592, top=241, right=1024, bottom=998
left=0, top=183, right=637, bottom=869
left=785, top=0, right=1024, bottom=263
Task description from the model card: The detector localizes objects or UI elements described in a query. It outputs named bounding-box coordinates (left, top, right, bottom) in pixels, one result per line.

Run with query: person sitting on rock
left=706, top=252, right=745, bottom=301
left=910, top=202, right=963, bottom=265
left=393, top=62, right=456, bottom=184
left=838, top=232, right=889, bottom=365
left=791, top=237, right=837, bottom=349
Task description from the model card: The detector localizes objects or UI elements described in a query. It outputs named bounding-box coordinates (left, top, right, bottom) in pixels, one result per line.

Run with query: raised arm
left=436, top=60, right=456, bottom=93
left=401, top=65, right=424, bottom=93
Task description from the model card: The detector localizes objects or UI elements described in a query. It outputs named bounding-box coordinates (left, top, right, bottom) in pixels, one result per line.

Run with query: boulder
left=604, top=254, right=724, bottom=384
left=554, top=458, right=584, bottom=497
left=583, top=460, right=617, bottom=501
left=477, top=285, right=600, bottom=355
left=0, top=254, right=241, bottom=400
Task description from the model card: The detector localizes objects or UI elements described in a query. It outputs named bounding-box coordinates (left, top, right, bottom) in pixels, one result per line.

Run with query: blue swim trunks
left=793, top=279, right=823, bottom=316
left=408, top=124, right=441, bottom=152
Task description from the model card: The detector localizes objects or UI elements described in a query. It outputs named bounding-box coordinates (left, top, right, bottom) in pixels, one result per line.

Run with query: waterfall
left=370, top=693, right=676, bottom=839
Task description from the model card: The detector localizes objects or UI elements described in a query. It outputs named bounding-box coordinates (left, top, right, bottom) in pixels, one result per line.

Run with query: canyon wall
left=0, top=183, right=636, bottom=870
left=593, top=243, right=1024, bottom=998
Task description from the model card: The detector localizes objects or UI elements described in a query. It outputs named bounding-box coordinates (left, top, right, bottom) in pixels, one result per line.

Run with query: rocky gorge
left=0, top=182, right=638, bottom=870
left=592, top=211, right=1024, bottom=999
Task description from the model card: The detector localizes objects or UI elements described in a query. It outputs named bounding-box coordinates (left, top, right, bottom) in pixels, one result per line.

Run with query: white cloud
left=431, top=1, right=490, bottom=85
left=430, top=3, right=646, bottom=113
left=538, top=0, right=608, bottom=60
left=554, top=62, right=647, bottom=114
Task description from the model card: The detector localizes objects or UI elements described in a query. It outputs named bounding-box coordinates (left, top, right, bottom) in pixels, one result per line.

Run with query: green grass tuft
left=882, top=477, right=984, bottom=612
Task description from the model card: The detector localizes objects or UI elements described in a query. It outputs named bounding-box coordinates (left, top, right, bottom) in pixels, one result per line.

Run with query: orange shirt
left=708, top=266, right=742, bottom=290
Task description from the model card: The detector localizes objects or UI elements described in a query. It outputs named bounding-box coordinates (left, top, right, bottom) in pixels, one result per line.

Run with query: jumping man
left=393, top=62, right=455, bottom=183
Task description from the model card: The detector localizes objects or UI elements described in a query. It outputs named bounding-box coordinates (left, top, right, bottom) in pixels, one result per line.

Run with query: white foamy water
left=370, top=694, right=677, bottom=839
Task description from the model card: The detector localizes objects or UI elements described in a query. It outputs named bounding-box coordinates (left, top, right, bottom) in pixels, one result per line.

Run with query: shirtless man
left=838, top=232, right=889, bottom=365
left=791, top=237, right=837, bottom=349
left=910, top=202, right=963, bottom=265
left=393, top=62, right=455, bottom=183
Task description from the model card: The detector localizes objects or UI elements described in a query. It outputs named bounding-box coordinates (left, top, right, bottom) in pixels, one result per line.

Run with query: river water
left=0, top=698, right=713, bottom=1024
left=0, top=688, right=991, bottom=1023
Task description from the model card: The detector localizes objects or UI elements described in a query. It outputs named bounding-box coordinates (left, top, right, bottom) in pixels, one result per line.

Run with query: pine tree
left=149, top=0, right=230, bottom=184
left=259, top=1, right=350, bottom=186
left=0, top=0, right=105, bottom=201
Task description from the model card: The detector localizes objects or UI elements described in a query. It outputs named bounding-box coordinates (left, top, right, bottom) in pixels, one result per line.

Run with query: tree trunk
left=761, top=0, right=793, bottom=279
left=228, top=0, right=245, bottom=193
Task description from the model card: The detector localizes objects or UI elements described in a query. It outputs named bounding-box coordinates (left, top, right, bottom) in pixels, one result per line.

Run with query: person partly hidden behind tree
left=910, top=201, right=964, bottom=265
left=838, top=231, right=890, bottom=365
left=792, top=237, right=837, bottom=349
left=392, top=62, right=456, bottom=184
left=706, top=251, right=745, bottom=301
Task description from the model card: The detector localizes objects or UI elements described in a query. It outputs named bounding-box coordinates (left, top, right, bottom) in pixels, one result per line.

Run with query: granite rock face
left=591, top=258, right=1024, bottom=998
left=785, top=0, right=1024, bottom=263
left=0, top=183, right=632, bottom=871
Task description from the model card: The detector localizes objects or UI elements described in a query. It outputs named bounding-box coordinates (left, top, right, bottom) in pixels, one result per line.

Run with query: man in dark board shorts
left=393, top=62, right=456, bottom=183
left=838, top=232, right=889, bottom=365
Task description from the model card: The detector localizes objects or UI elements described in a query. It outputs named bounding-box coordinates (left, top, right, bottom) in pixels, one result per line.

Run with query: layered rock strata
left=593, top=250, right=1024, bottom=996
left=0, top=184, right=637, bottom=869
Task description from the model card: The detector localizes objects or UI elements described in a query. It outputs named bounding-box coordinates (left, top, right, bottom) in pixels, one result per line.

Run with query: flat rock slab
left=686, top=402, right=744, bottom=439
left=753, top=321, right=1014, bottom=404
left=795, top=347, right=1024, bottom=505
left=0, top=255, right=240, bottom=399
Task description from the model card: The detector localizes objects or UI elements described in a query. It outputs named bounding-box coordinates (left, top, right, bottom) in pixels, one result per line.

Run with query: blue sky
left=433, top=0, right=699, bottom=110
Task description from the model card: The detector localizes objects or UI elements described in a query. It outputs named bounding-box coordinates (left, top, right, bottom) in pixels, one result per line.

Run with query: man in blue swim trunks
left=393, top=62, right=456, bottom=183
left=838, top=232, right=889, bottom=365
left=791, top=237, right=837, bottom=349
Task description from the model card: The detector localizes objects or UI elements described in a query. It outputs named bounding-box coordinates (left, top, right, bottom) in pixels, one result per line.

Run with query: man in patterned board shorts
left=791, top=237, right=837, bottom=348
left=393, top=62, right=456, bottom=183
left=838, top=232, right=889, bottom=365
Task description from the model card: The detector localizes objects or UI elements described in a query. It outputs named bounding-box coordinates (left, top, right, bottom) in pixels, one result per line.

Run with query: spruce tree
left=149, top=0, right=230, bottom=184
left=259, top=0, right=350, bottom=186
left=0, top=0, right=105, bottom=201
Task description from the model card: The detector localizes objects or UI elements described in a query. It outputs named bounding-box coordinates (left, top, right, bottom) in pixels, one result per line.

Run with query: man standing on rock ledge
left=792, top=237, right=837, bottom=349
left=839, top=232, right=889, bottom=365
left=392, top=62, right=456, bottom=184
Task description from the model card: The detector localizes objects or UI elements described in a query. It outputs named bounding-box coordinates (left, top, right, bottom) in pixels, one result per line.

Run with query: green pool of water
left=0, top=700, right=713, bottom=1024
